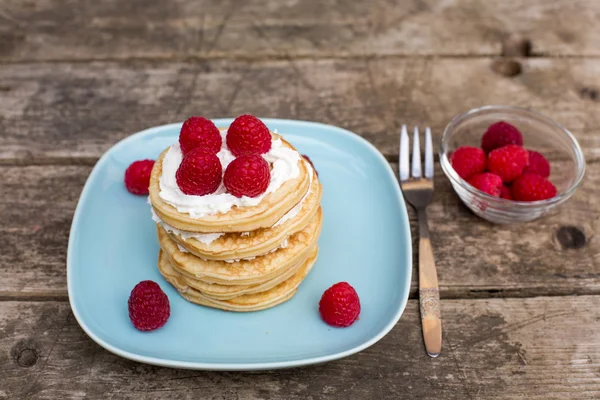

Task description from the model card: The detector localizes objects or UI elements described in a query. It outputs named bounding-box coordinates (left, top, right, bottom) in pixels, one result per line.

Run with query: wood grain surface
left=3, top=296, right=600, bottom=399
left=1, top=0, right=600, bottom=398
left=1, top=0, right=600, bottom=62
left=1, top=59, right=600, bottom=162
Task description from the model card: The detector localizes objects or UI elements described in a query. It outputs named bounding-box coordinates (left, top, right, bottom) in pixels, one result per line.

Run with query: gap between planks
left=0, top=156, right=100, bottom=166
left=0, top=155, right=404, bottom=166
left=4, top=288, right=600, bottom=303
left=2, top=53, right=600, bottom=66
left=2, top=155, right=598, bottom=167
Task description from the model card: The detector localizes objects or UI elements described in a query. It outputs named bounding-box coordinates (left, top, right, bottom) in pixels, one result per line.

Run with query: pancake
left=157, top=208, right=323, bottom=285
left=149, top=135, right=310, bottom=233
left=161, top=162, right=322, bottom=261
left=158, top=248, right=308, bottom=300
left=158, top=247, right=318, bottom=312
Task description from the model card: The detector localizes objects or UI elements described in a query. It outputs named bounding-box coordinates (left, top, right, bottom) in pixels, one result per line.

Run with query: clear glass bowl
left=440, top=105, right=586, bottom=224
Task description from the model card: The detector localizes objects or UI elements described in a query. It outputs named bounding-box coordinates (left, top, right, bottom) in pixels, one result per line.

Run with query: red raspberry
left=487, top=145, right=529, bottom=183
left=467, top=173, right=503, bottom=197
left=176, top=148, right=222, bottom=195
left=302, top=154, right=319, bottom=177
left=511, top=173, right=557, bottom=201
left=500, top=185, right=512, bottom=200
left=226, top=115, right=272, bottom=156
left=481, top=121, right=523, bottom=153
left=124, top=159, right=155, bottom=195
left=450, top=146, right=487, bottom=180
left=524, top=150, right=551, bottom=178
left=223, top=155, right=270, bottom=198
left=319, top=282, right=361, bottom=327
left=128, top=280, right=170, bottom=331
left=179, top=116, right=222, bottom=155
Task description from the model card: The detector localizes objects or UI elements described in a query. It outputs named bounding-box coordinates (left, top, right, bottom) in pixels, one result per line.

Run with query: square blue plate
left=68, top=119, right=412, bottom=370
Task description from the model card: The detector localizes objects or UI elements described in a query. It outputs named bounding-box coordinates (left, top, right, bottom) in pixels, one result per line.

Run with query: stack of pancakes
left=148, top=135, right=323, bottom=312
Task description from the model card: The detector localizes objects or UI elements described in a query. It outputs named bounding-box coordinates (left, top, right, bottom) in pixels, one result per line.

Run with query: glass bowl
left=439, top=105, right=585, bottom=224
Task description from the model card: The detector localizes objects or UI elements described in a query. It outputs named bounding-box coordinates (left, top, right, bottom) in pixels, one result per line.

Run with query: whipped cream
left=176, top=243, right=189, bottom=253
left=158, top=131, right=301, bottom=218
left=222, top=238, right=288, bottom=263
left=152, top=205, right=291, bottom=260
left=224, top=256, right=255, bottom=264
left=152, top=159, right=313, bottom=246
left=151, top=207, right=224, bottom=244
left=174, top=236, right=288, bottom=263
left=273, top=162, right=313, bottom=227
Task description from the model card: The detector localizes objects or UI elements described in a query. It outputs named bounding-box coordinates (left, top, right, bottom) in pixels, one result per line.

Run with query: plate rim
left=67, top=118, right=412, bottom=370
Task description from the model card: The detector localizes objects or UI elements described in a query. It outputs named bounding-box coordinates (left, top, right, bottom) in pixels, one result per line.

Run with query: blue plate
left=68, top=119, right=412, bottom=370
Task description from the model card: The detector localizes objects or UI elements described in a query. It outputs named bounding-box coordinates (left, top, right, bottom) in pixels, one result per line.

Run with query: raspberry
left=226, top=115, right=272, bottom=156
left=481, top=121, right=524, bottom=153
left=223, top=155, right=270, bottom=198
left=500, top=185, right=512, bottom=200
left=319, top=282, right=361, bottom=327
left=511, top=173, right=557, bottom=201
left=467, top=173, right=503, bottom=197
left=524, top=150, right=551, bottom=178
left=179, top=116, right=222, bottom=155
left=124, top=159, right=155, bottom=195
left=450, top=146, right=486, bottom=180
left=487, top=145, right=529, bottom=183
left=302, top=154, right=319, bottom=177
left=176, top=148, right=222, bottom=195
left=128, top=281, right=170, bottom=331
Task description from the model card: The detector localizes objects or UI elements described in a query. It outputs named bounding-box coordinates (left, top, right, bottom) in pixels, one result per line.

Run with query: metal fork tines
left=399, top=125, right=442, bottom=358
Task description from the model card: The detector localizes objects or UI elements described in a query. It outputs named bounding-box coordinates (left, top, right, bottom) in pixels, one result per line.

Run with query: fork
left=399, top=125, right=442, bottom=358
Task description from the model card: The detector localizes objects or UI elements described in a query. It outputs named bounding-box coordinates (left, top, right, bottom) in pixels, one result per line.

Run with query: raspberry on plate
left=487, top=144, right=529, bottom=183
left=176, top=148, right=222, bottom=195
left=179, top=116, right=222, bottom=155
left=511, top=173, right=557, bottom=201
left=128, top=280, right=170, bottom=332
left=467, top=173, right=503, bottom=197
left=226, top=115, right=272, bottom=156
left=319, top=282, right=361, bottom=327
left=481, top=121, right=524, bottom=153
left=500, top=185, right=512, bottom=200
left=450, top=146, right=487, bottom=180
left=224, top=154, right=270, bottom=198
left=524, top=150, right=551, bottom=178
left=124, top=159, right=155, bottom=195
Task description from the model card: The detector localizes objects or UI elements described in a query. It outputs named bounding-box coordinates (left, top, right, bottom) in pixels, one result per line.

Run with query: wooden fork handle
left=417, top=209, right=442, bottom=357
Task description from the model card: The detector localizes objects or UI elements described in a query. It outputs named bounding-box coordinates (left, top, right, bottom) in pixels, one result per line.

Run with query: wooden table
left=1, top=1, right=599, bottom=398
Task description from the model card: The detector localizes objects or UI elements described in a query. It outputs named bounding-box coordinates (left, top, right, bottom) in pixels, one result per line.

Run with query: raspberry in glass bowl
left=440, top=105, right=585, bottom=223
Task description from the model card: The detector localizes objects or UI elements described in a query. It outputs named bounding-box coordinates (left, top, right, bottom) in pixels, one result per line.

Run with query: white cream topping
left=151, top=157, right=313, bottom=249
left=175, top=237, right=288, bottom=263
left=152, top=207, right=291, bottom=261
left=151, top=159, right=313, bottom=246
left=273, top=162, right=313, bottom=227
left=152, top=128, right=308, bottom=261
left=158, top=130, right=301, bottom=218
left=176, top=244, right=189, bottom=253
left=224, top=256, right=255, bottom=264
left=222, top=238, right=289, bottom=263
left=151, top=207, right=224, bottom=245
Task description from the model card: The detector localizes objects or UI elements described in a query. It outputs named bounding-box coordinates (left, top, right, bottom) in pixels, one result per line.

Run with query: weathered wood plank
left=1, top=162, right=597, bottom=298
left=2, top=296, right=600, bottom=399
left=1, top=58, right=599, bottom=162
left=1, top=0, right=600, bottom=62
left=0, top=166, right=89, bottom=298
